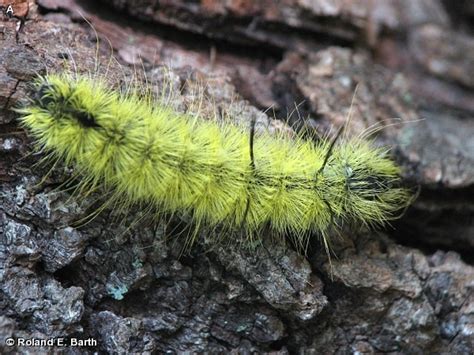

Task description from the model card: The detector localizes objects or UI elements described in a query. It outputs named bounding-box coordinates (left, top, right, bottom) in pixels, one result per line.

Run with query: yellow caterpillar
left=17, top=73, right=411, bottom=250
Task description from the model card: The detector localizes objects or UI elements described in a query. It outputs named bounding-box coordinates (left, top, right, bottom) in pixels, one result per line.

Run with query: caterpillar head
left=324, top=140, right=411, bottom=227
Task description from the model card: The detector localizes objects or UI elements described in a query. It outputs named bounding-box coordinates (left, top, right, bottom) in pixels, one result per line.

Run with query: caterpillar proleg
left=18, top=73, right=412, bottom=250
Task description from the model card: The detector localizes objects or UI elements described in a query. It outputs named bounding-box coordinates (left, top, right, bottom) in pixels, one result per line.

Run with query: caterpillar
left=17, top=72, right=411, bottom=251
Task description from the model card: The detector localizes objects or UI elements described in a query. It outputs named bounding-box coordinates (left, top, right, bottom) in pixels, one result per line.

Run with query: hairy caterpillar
left=17, top=72, right=411, bottom=250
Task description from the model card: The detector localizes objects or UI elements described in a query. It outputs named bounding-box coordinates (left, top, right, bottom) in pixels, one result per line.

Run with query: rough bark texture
left=1, top=0, right=473, bottom=354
